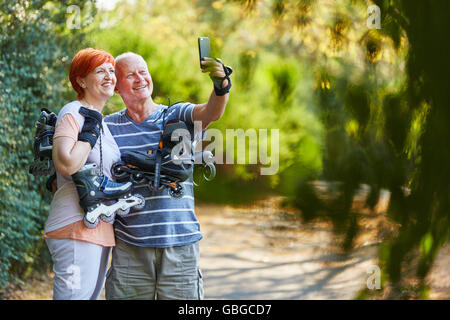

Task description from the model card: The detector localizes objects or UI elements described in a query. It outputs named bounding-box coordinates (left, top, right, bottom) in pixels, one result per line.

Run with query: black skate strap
left=121, top=150, right=157, bottom=170
left=45, top=173, right=57, bottom=193
left=39, top=129, right=55, bottom=137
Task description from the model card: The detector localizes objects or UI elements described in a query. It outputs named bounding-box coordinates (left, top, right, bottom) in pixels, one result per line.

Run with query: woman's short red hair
left=69, top=48, right=115, bottom=99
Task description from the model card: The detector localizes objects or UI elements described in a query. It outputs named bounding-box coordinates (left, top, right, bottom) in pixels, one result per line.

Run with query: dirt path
left=6, top=196, right=449, bottom=300
left=198, top=198, right=378, bottom=299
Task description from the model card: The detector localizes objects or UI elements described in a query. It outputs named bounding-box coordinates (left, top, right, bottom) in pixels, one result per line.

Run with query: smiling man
left=103, top=52, right=232, bottom=300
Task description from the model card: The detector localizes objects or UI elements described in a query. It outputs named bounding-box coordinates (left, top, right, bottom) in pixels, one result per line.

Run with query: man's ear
left=114, top=85, right=120, bottom=94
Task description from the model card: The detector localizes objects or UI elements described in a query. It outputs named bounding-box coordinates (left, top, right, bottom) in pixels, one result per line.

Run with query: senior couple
left=44, top=48, right=231, bottom=300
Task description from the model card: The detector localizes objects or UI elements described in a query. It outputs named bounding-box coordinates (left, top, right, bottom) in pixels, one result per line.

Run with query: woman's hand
left=77, top=107, right=103, bottom=148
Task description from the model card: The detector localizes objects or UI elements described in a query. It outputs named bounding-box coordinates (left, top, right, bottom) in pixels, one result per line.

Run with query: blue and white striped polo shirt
left=104, top=102, right=202, bottom=247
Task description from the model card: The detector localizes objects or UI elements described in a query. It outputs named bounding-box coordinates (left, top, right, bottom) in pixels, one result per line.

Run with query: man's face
left=115, top=56, right=153, bottom=104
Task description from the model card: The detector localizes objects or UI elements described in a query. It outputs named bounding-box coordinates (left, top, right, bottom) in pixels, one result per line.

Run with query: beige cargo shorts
left=105, top=238, right=204, bottom=300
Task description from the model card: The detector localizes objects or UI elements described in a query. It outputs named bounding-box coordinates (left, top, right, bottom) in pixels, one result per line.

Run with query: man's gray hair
left=115, top=52, right=146, bottom=65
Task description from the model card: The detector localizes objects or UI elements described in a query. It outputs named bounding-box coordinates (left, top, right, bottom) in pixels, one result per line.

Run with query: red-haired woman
left=43, top=48, right=121, bottom=300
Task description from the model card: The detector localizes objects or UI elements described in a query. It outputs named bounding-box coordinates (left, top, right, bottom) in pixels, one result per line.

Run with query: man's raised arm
left=193, top=57, right=233, bottom=130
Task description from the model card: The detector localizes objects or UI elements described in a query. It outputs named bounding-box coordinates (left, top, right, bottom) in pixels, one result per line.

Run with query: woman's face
left=79, top=62, right=116, bottom=101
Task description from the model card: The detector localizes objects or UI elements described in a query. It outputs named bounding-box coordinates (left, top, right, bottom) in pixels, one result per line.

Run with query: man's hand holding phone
left=198, top=37, right=233, bottom=96
left=201, top=57, right=228, bottom=87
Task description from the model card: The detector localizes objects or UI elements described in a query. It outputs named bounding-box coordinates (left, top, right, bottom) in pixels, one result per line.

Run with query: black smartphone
left=198, top=37, right=211, bottom=69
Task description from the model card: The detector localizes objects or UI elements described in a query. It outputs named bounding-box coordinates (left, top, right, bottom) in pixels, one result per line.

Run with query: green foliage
left=268, top=63, right=297, bottom=105
left=266, top=0, right=450, bottom=291
left=0, top=0, right=89, bottom=292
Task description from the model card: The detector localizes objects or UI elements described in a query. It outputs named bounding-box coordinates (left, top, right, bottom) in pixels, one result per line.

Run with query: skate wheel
left=203, top=163, right=216, bottom=181
left=133, top=194, right=146, bottom=210
left=111, top=162, right=127, bottom=180
left=131, top=173, right=145, bottom=184
left=117, top=207, right=130, bottom=216
left=168, top=186, right=184, bottom=198
left=100, top=212, right=115, bottom=223
left=83, top=215, right=99, bottom=229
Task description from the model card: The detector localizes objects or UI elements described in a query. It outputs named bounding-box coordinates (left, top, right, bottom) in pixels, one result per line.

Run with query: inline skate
left=111, top=149, right=216, bottom=198
left=72, top=162, right=146, bottom=228
left=112, top=117, right=220, bottom=198
left=111, top=120, right=194, bottom=198
left=111, top=148, right=192, bottom=198
left=29, top=108, right=57, bottom=177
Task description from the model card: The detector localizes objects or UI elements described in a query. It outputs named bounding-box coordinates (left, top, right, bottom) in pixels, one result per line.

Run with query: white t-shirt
left=44, top=101, right=121, bottom=233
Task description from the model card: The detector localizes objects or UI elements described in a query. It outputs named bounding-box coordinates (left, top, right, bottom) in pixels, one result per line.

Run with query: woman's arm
left=52, top=137, right=91, bottom=176
left=52, top=107, right=103, bottom=176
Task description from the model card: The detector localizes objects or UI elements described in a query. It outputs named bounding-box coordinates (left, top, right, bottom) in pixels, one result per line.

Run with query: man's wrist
left=211, top=61, right=233, bottom=96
